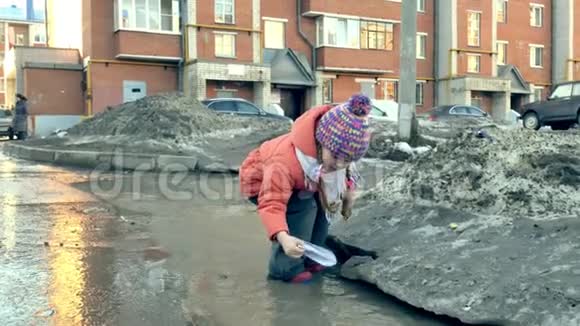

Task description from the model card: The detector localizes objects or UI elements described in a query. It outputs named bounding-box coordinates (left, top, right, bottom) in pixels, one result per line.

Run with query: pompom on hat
left=315, top=94, right=372, bottom=162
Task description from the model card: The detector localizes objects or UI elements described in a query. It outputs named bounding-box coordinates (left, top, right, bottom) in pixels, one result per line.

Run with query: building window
left=416, top=33, right=427, bottom=59
left=530, top=45, right=543, bottom=68
left=31, top=24, right=46, bottom=44
left=417, top=0, right=426, bottom=12
left=15, top=34, right=24, bottom=45
left=323, top=79, right=333, bottom=104
left=383, top=80, right=398, bottom=101
left=360, top=21, right=393, bottom=50
left=467, top=11, right=481, bottom=47
left=215, top=32, right=236, bottom=58
left=415, top=82, right=424, bottom=105
left=497, top=0, right=507, bottom=23
left=118, top=0, right=180, bottom=33
left=467, top=54, right=481, bottom=73
left=530, top=4, right=543, bottom=27
left=317, top=16, right=360, bottom=48
left=497, top=41, right=508, bottom=65
left=0, top=77, right=4, bottom=92
left=215, top=0, right=234, bottom=24
left=264, top=20, right=285, bottom=49
left=532, top=87, right=543, bottom=102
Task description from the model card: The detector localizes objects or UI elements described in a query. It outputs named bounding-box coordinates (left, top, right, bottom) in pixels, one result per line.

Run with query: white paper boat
left=303, top=241, right=337, bottom=267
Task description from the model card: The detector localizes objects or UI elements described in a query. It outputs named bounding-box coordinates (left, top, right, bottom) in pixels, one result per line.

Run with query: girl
left=240, top=94, right=372, bottom=283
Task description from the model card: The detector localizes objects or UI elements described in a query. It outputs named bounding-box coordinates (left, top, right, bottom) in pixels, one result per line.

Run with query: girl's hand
left=276, top=232, right=305, bottom=258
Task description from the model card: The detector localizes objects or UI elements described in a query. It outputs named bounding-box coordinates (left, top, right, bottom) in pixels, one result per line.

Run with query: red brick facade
left=497, top=0, right=551, bottom=85
left=82, top=0, right=179, bottom=114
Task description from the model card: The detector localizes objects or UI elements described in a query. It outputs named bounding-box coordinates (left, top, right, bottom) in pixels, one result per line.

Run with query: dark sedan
left=201, top=98, right=293, bottom=123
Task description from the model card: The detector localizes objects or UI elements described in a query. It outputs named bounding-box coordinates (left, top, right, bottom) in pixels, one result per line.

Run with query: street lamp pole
left=398, top=0, right=418, bottom=142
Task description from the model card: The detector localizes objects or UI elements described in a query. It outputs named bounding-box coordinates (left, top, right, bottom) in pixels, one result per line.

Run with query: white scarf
left=295, top=148, right=347, bottom=222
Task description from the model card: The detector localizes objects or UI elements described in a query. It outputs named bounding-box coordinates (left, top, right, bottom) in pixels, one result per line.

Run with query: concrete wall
left=185, top=61, right=271, bottom=108
left=206, top=80, right=254, bottom=100
left=436, top=0, right=456, bottom=104
left=552, top=0, right=573, bottom=83
left=31, top=115, right=83, bottom=137
left=436, top=0, right=455, bottom=79
left=23, top=67, right=84, bottom=115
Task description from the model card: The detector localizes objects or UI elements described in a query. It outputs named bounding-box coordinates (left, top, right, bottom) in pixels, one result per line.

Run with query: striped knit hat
left=315, top=94, right=372, bottom=162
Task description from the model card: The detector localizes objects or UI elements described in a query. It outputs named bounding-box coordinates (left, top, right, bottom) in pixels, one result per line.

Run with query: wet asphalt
left=0, top=144, right=464, bottom=326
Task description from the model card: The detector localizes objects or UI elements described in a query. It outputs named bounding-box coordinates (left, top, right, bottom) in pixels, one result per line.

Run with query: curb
left=2, top=142, right=240, bottom=174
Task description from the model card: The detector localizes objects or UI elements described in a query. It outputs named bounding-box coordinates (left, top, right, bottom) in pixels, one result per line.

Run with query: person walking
left=12, top=93, right=28, bottom=140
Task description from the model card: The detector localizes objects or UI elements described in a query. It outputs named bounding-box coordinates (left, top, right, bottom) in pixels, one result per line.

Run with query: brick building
left=14, top=0, right=580, bottom=132
left=0, top=0, right=47, bottom=107
left=186, top=0, right=578, bottom=120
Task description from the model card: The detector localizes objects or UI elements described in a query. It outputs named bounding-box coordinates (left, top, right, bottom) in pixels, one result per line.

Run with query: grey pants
left=250, top=191, right=329, bottom=281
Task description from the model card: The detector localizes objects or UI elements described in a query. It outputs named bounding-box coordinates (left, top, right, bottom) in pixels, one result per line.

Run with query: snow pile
left=68, top=94, right=289, bottom=142
left=370, top=128, right=580, bottom=218
left=63, top=94, right=291, bottom=155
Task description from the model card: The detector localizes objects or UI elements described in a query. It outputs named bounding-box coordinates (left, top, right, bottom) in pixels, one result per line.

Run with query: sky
left=0, top=0, right=45, bottom=22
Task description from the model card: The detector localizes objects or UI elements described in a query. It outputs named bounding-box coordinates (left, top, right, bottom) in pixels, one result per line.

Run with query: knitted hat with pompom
left=315, top=94, right=372, bottom=162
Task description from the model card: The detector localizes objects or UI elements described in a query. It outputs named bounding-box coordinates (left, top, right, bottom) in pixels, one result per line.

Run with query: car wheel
left=523, top=112, right=540, bottom=130
left=8, top=128, right=13, bottom=140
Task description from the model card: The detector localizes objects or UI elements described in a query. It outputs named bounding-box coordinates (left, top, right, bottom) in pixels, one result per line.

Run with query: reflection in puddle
left=47, top=204, right=87, bottom=324
left=1, top=194, right=16, bottom=252
left=1, top=159, right=16, bottom=252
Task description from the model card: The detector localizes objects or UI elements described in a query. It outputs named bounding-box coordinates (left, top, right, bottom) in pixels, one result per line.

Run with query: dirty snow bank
left=331, top=127, right=580, bottom=325
left=33, top=94, right=291, bottom=162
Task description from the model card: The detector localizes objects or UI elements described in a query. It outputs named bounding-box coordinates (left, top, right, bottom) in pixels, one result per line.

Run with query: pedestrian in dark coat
left=12, top=93, right=28, bottom=140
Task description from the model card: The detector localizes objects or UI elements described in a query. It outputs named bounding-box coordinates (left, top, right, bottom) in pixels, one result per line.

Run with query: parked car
left=521, top=81, right=580, bottom=130
left=264, top=103, right=285, bottom=117
left=423, top=105, right=489, bottom=121
left=330, top=99, right=398, bottom=122
left=369, top=99, right=398, bottom=122
left=201, top=98, right=293, bottom=123
left=0, top=109, right=13, bottom=139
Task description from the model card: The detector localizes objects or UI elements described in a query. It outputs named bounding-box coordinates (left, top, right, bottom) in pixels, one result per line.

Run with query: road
left=0, top=147, right=461, bottom=326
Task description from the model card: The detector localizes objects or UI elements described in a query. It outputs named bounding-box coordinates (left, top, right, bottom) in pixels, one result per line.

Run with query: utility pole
left=398, top=0, right=418, bottom=142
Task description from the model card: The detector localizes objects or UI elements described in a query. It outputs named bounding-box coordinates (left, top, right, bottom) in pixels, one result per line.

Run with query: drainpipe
left=44, top=0, right=49, bottom=46
left=177, top=0, right=187, bottom=93
left=296, top=0, right=316, bottom=82
left=433, top=1, right=439, bottom=106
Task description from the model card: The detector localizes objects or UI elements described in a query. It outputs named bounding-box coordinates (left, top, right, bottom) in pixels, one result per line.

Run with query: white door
left=123, top=81, right=147, bottom=103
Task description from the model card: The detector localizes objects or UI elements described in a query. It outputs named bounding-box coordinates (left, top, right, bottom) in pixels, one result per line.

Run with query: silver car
left=0, top=109, right=13, bottom=139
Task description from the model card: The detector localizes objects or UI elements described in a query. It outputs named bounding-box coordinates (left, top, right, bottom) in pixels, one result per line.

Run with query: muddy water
left=79, top=169, right=462, bottom=326
left=0, top=146, right=462, bottom=325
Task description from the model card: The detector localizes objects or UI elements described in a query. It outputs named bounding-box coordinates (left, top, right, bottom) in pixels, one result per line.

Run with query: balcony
left=114, top=30, right=181, bottom=62
left=316, top=47, right=398, bottom=74
left=302, top=0, right=402, bottom=21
